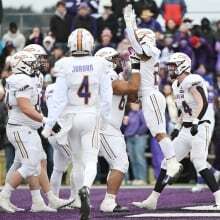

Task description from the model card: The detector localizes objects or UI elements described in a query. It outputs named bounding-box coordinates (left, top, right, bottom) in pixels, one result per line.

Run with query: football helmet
left=23, top=44, right=48, bottom=74
left=167, top=52, right=191, bottom=79
left=10, top=51, right=37, bottom=76
left=95, top=47, right=119, bottom=69
left=135, top=28, right=156, bottom=47
left=68, top=28, right=94, bottom=56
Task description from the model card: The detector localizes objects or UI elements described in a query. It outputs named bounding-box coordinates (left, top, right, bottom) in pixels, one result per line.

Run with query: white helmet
left=10, top=51, right=37, bottom=76
left=68, top=28, right=94, bottom=56
left=135, top=28, right=156, bottom=46
left=95, top=47, right=119, bottom=69
left=167, top=52, right=191, bottom=79
left=23, top=44, right=47, bottom=56
left=23, top=44, right=48, bottom=73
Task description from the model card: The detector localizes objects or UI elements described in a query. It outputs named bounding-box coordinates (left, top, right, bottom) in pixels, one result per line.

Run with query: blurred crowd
left=1, top=0, right=220, bottom=186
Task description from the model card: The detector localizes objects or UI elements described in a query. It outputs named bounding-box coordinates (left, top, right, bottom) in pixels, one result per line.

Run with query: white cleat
left=48, top=196, right=74, bottom=210
left=0, top=195, right=15, bottom=213
left=191, top=184, right=206, bottom=193
left=132, top=195, right=157, bottom=210
left=163, top=157, right=183, bottom=185
left=100, top=199, right=128, bottom=213
left=9, top=202, right=25, bottom=212
left=31, top=202, right=57, bottom=212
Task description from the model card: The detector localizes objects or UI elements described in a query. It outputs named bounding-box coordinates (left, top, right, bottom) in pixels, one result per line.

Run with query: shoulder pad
left=53, top=57, right=68, bottom=77
left=182, top=74, right=203, bottom=90
left=142, top=44, right=161, bottom=59
left=7, top=74, right=32, bottom=92
left=108, top=70, right=118, bottom=81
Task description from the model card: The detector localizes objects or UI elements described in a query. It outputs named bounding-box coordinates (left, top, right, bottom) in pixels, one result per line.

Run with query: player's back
left=139, top=46, right=160, bottom=95
left=5, top=73, right=41, bottom=129
left=56, top=56, right=107, bottom=114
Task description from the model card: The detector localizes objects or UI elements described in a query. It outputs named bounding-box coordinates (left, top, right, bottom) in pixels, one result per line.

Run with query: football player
left=95, top=47, right=140, bottom=212
left=42, top=28, right=113, bottom=220
left=0, top=51, right=58, bottom=212
left=124, top=4, right=182, bottom=186
left=133, top=52, right=220, bottom=209
left=4, top=45, right=72, bottom=211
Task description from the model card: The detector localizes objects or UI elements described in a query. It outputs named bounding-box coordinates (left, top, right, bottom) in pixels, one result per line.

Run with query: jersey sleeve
left=141, top=44, right=161, bottom=59
left=45, top=77, right=68, bottom=129
left=99, top=61, right=113, bottom=122
left=14, top=76, right=33, bottom=99
left=182, top=74, right=203, bottom=90
left=53, top=57, right=66, bottom=78
left=45, top=84, right=55, bottom=110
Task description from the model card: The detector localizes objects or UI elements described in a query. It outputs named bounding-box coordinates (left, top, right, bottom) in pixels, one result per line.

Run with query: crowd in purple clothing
left=1, top=0, right=220, bottom=185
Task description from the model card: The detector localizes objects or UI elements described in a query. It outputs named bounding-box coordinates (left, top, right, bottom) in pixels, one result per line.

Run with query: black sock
left=154, top=169, right=167, bottom=193
left=199, top=168, right=219, bottom=193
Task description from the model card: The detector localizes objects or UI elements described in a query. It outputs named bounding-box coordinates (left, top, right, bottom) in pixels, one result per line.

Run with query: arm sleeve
left=99, top=70, right=113, bottom=122
left=125, top=27, right=143, bottom=55
left=45, top=76, right=68, bottom=128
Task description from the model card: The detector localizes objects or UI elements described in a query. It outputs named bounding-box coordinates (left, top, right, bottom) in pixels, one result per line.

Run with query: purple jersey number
left=77, top=75, right=91, bottom=104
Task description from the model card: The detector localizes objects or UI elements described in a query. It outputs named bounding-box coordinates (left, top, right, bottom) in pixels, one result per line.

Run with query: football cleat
left=0, top=195, right=15, bottom=213
left=48, top=195, right=74, bottom=210
left=132, top=197, right=157, bottom=210
left=100, top=199, right=129, bottom=213
left=162, top=157, right=183, bottom=186
left=9, top=202, right=25, bottom=212
left=79, top=186, right=90, bottom=220
left=31, top=203, right=57, bottom=212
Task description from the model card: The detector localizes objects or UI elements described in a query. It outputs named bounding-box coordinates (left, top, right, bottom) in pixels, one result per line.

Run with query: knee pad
left=18, top=163, right=41, bottom=179
left=191, top=157, right=207, bottom=172
left=111, top=157, right=129, bottom=174
left=5, top=161, right=21, bottom=183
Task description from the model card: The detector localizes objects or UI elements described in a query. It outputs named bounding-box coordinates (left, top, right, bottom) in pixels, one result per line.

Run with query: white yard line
left=126, top=213, right=220, bottom=218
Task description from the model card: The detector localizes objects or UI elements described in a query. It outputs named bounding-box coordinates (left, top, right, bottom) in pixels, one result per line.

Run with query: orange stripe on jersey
left=77, top=30, right=83, bottom=50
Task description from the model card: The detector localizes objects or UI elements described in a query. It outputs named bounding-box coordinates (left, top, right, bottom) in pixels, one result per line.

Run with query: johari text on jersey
left=72, top=64, right=94, bottom=72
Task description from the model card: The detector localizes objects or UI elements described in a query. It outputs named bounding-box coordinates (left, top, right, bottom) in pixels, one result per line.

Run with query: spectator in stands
left=0, top=41, right=15, bottom=72
left=190, top=35, right=215, bottom=73
left=201, top=17, right=216, bottom=49
left=165, top=19, right=178, bottom=36
left=2, top=22, right=25, bottom=51
left=50, top=1, right=71, bottom=44
left=43, top=35, right=55, bottom=55
left=72, top=2, right=97, bottom=37
left=123, top=101, right=148, bottom=185
left=26, top=27, right=43, bottom=46
left=161, top=0, right=187, bottom=26
left=97, top=2, right=118, bottom=43
left=64, top=0, right=81, bottom=17
left=94, top=28, right=116, bottom=53
left=138, top=7, right=162, bottom=33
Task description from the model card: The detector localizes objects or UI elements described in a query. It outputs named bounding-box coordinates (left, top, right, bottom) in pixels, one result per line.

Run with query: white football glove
left=124, top=4, right=133, bottom=28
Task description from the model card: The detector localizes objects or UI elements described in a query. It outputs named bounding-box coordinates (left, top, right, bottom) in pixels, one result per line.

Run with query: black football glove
left=170, top=129, right=180, bottom=140
left=52, top=122, right=62, bottom=134
left=190, top=119, right=199, bottom=136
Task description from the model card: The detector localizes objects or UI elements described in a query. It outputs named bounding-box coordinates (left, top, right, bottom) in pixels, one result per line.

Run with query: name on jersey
left=72, top=64, right=93, bottom=72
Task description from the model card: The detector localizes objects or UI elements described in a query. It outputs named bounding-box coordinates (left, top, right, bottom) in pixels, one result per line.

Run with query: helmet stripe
left=77, top=29, right=83, bottom=51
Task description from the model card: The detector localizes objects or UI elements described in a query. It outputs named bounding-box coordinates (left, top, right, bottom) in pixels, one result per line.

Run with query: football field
left=0, top=186, right=220, bottom=220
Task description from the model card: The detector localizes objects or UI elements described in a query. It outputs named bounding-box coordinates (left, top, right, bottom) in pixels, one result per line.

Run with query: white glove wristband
left=42, top=116, right=47, bottom=124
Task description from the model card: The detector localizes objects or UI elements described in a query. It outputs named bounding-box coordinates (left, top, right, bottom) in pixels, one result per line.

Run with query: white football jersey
left=172, top=74, right=209, bottom=123
left=46, top=56, right=112, bottom=128
left=108, top=70, right=127, bottom=130
left=5, top=73, right=42, bottom=129
left=139, top=45, right=161, bottom=95
left=54, top=56, right=111, bottom=113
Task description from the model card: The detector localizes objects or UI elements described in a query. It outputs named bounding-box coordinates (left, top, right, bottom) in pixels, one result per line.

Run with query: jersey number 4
left=182, top=101, right=192, bottom=116
left=77, top=76, right=91, bottom=104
